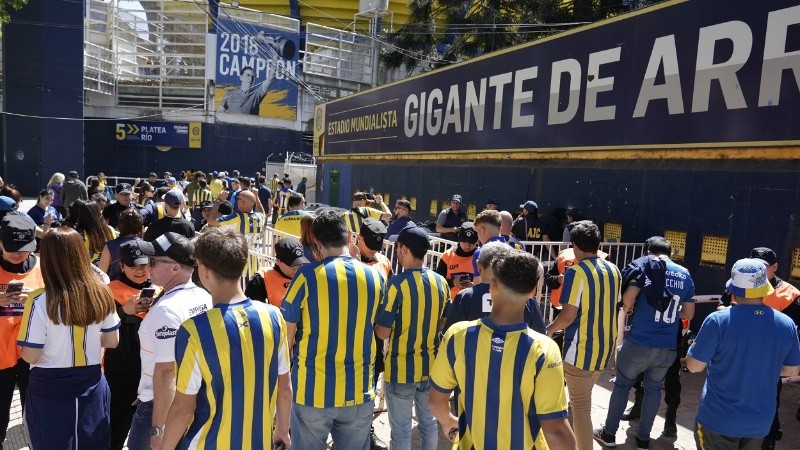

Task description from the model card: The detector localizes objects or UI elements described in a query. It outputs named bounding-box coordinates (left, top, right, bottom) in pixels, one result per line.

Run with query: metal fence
left=248, top=226, right=646, bottom=324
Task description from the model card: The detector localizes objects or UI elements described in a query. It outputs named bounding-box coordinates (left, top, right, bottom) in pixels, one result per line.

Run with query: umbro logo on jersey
left=491, top=337, right=504, bottom=352
left=644, top=277, right=652, bottom=287
left=155, top=326, right=178, bottom=339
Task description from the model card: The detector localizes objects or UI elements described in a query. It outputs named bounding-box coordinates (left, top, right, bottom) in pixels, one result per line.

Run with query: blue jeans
left=290, top=402, right=374, bottom=450
left=605, top=340, right=676, bottom=441
left=126, top=400, right=152, bottom=450
left=385, top=381, right=438, bottom=450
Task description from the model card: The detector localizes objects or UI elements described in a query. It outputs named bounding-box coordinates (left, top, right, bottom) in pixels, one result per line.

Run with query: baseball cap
left=164, top=190, right=185, bottom=208
left=520, top=200, right=538, bottom=213
left=360, top=218, right=387, bottom=251
left=0, top=196, right=15, bottom=211
left=0, top=215, right=37, bottom=252
left=458, top=223, right=478, bottom=244
left=486, top=198, right=499, bottom=207
left=199, top=200, right=214, bottom=210
left=211, top=171, right=219, bottom=177
left=451, top=194, right=462, bottom=203
left=116, top=183, right=133, bottom=194
left=275, top=237, right=310, bottom=267
left=119, top=239, right=149, bottom=267
left=726, top=258, right=774, bottom=299
left=166, top=177, right=177, bottom=186
left=396, top=225, right=430, bottom=255
left=751, top=247, right=778, bottom=266
left=140, top=232, right=195, bottom=267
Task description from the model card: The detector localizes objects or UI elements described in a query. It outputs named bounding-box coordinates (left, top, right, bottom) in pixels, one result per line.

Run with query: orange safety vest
left=109, top=280, right=162, bottom=319
left=0, top=259, right=46, bottom=370
left=549, top=248, right=608, bottom=308
left=264, top=268, right=293, bottom=307
left=764, top=279, right=800, bottom=312
left=441, top=249, right=475, bottom=301
left=363, top=252, right=392, bottom=282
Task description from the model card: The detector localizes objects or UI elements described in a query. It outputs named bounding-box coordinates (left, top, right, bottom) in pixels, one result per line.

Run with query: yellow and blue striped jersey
left=561, top=256, right=621, bottom=371
left=430, top=318, right=569, bottom=450
left=376, top=268, right=449, bottom=383
left=344, top=207, right=384, bottom=234
left=175, top=299, right=289, bottom=450
left=275, top=188, right=294, bottom=216
left=281, top=255, right=385, bottom=408
left=219, top=211, right=266, bottom=278
left=192, top=188, right=213, bottom=207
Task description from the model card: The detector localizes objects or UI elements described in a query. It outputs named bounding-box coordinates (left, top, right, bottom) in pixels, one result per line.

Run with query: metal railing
left=304, top=23, right=375, bottom=86
left=247, top=227, right=646, bottom=324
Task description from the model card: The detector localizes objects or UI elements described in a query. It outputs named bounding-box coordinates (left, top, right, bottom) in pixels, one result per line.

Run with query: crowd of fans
left=0, top=170, right=797, bottom=450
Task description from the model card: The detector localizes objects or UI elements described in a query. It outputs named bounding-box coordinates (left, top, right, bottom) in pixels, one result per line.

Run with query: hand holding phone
left=4, top=282, right=24, bottom=294
left=139, top=288, right=156, bottom=307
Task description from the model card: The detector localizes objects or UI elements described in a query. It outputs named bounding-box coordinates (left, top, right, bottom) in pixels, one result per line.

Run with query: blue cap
left=0, top=196, right=15, bottom=211
left=520, top=200, right=538, bottom=213
left=396, top=226, right=430, bottom=255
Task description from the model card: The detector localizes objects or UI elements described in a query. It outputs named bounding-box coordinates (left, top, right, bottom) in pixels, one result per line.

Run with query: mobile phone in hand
left=4, top=282, right=24, bottom=294
left=139, top=288, right=156, bottom=306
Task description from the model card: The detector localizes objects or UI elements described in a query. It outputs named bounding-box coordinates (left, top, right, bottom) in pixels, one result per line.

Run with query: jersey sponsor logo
left=155, top=326, right=178, bottom=339
left=547, top=361, right=562, bottom=369
left=754, top=309, right=765, bottom=315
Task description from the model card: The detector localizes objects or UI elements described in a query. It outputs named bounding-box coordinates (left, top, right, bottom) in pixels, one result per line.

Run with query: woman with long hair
left=17, top=226, right=120, bottom=450
left=47, top=172, right=65, bottom=216
left=66, top=199, right=117, bottom=264
left=136, top=182, right=155, bottom=208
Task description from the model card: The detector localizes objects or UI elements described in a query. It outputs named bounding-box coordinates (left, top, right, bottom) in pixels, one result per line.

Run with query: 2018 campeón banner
left=215, top=17, right=301, bottom=120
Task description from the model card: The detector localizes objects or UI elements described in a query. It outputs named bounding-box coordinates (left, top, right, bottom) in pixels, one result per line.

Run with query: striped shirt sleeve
left=175, top=323, right=203, bottom=395
left=17, top=295, right=46, bottom=348
left=100, top=310, right=121, bottom=332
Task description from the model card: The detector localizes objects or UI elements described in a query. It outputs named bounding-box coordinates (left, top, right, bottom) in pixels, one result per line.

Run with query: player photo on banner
left=215, top=18, right=300, bottom=120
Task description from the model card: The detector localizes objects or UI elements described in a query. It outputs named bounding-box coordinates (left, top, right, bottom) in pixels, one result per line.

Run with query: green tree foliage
left=381, top=0, right=661, bottom=71
left=0, top=0, right=28, bottom=27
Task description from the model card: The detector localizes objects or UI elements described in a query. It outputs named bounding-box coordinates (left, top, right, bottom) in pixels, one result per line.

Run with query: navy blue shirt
left=386, top=216, right=415, bottom=238
left=258, top=185, right=272, bottom=209
left=443, top=283, right=546, bottom=335
left=26, top=204, right=61, bottom=226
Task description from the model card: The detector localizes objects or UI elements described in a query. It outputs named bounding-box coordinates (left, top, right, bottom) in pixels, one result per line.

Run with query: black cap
left=199, top=200, right=214, bottom=209
left=396, top=225, right=430, bottom=255
left=275, top=237, right=310, bottom=266
left=751, top=247, right=778, bottom=266
left=115, top=183, right=133, bottom=194
left=120, top=239, right=150, bottom=266
left=486, top=198, right=499, bottom=206
left=140, top=232, right=195, bottom=267
left=0, top=215, right=37, bottom=252
left=360, top=218, right=387, bottom=251
left=458, top=224, right=478, bottom=244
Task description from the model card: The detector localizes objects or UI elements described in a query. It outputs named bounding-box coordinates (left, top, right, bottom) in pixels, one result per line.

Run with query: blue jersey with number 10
left=627, top=256, right=695, bottom=348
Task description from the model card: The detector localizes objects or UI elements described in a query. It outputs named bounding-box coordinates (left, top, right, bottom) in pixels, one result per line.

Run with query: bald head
left=500, top=211, right=513, bottom=235
left=237, top=190, right=256, bottom=212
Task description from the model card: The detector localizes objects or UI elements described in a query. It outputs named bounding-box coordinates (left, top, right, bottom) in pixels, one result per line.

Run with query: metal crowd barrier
left=247, top=226, right=647, bottom=324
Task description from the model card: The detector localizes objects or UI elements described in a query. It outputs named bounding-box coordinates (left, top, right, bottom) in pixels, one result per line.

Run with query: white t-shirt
left=17, top=293, right=120, bottom=369
left=137, top=282, right=212, bottom=402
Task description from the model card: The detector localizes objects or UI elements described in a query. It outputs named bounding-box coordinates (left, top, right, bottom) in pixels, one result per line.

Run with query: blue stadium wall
left=84, top=121, right=309, bottom=179
left=321, top=160, right=800, bottom=295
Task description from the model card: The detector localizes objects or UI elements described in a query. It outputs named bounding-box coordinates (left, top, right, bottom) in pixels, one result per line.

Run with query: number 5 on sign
left=115, top=124, right=126, bottom=140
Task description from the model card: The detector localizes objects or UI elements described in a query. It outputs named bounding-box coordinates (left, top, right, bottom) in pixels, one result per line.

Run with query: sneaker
left=592, top=428, right=617, bottom=447
left=636, top=437, right=650, bottom=450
